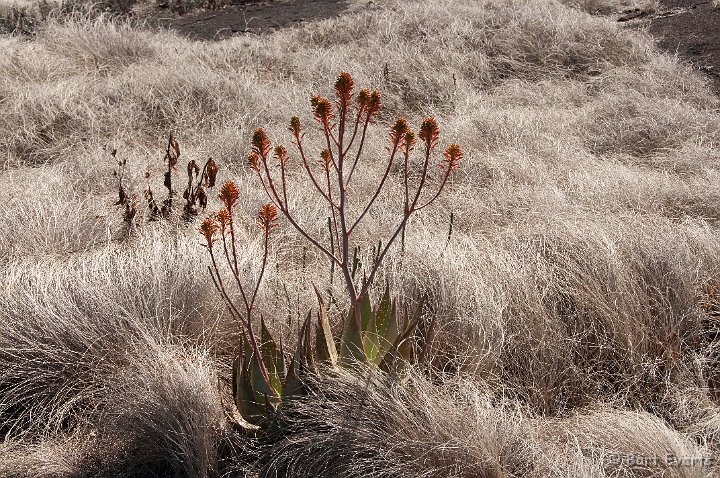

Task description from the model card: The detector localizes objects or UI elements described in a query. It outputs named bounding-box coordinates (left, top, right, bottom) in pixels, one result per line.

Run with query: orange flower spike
left=252, top=128, right=272, bottom=159
left=248, top=151, right=260, bottom=172
left=319, top=149, right=333, bottom=172
left=199, top=216, right=218, bottom=247
left=419, top=117, right=440, bottom=150
left=366, top=90, right=382, bottom=121
left=289, top=116, right=302, bottom=141
left=441, top=143, right=462, bottom=171
left=311, top=95, right=334, bottom=128
left=257, top=203, right=279, bottom=233
left=274, top=145, right=288, bottom=166
left=219, top=180, right=240, bottom=212
left=215, top=209, right=232, bottom=235
left=389, top=117, right=409, bottom=147
left=335, top=71, right=354, bottom=112
left=404, top=129, right=416, bottom=152
left=356, top=88, right=370, bottom=111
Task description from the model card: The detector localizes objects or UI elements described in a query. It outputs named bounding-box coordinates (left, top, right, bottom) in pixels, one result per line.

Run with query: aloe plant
left=200, top=71, right=455, bottom=431
left=230, top=286, right=431, bottom=428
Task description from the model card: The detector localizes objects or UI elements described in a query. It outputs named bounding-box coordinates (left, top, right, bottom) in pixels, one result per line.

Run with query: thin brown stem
left=348, top=141, right=400, bottom=234
left=342, top=105, right=367, bottom=157
left=345, top=116, right=371, bottom=187
left=296, top=140, right=335, bottom=206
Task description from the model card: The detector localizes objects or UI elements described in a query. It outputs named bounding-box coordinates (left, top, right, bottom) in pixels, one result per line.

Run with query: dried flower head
left=197, top=186, right=208, bottom=209
left=219, top=180, right=240, bottom=211
left=257, top=203, right=279, bottom=233
left=419, top=117, right=440, bottom=150
left=441, top=143, right=462, bottom=171
left=199, top=216, right=218, bottom=247
left=335, top=71, right=354, bottom=109
left=187, top=160, right=200, bottom=179
left=311, top=95, right=335, bottom=127
left=274, top=145, right=288, bottom=166
left=205, top=158, right=218, bottom=187
left=252, top=128, right=272, bottom=159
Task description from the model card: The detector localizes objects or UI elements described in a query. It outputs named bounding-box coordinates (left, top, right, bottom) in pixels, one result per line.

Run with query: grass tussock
left=2, top=0, right=720, bottom=475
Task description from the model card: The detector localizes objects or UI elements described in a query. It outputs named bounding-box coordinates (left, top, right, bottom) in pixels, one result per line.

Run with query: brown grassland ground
left=2, top=0, right=720, bottom=476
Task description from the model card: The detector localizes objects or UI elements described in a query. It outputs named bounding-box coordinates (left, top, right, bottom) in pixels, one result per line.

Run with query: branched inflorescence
left=199, top=72, right=461, bottom=429
left=250, top=71, right=461, bottom=330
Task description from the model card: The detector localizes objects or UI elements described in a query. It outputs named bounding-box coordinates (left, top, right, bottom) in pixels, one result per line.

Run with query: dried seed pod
left=168, top=134, right=180, bottom=168
left=187, top=159, right=199, bottom=179
left=197, top=187, right=207, bottom=209
left=205, top=158, right=218, bottom=187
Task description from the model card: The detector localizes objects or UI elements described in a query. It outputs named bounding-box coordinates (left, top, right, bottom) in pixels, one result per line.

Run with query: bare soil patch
left=157, top=0, right=349, bottom=39
left=647, top=0, right=720, bottom=93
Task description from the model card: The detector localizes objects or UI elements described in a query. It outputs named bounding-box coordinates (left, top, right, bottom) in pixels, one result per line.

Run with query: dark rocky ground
left=648, top=0, right=720, bottom=93
left=158, top=0, right=350, bottom=39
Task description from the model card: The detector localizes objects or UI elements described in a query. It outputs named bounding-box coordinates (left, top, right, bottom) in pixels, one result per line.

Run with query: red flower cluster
left=257, top=203, right=279, bottom=233
left=441, top=144, right=462, bottom=171
left=219, top=180, right=239, bottom=212
left=419, top=117, right=440, bottom=150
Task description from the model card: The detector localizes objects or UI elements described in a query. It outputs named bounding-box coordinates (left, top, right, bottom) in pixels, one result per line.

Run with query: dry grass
left=2, top=0, right=720, bottom=475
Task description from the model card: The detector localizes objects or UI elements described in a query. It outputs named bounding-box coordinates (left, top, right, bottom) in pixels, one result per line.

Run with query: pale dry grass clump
left=2, top=0, right=720, bottom=475
left=252, top=367, right=550, bottom=478
left=0, top=286, right=240, bottom=477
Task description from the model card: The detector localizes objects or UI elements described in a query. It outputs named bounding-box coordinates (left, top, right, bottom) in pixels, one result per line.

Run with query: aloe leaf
left=231, top=354, right=241, bottom=410
left=375, top=283, right=392, bottom=338
left=368, top=285, right=393, bottom=364
left=260, top=316, right=283, bottom=395
left=283, top=313, right=312, bottom=398
left=339, top=305, right=367, bottom=365
left=302, top=310, right=316, bottom=372
left=364, top=306, right=380, bottom=362
left=250, top=346, right=279, bottom=405
left=237, top=355, right=268, bottom=426
left=379, top=297, right=425, bottom=372
left=375, top=300, right=399, bottom=365
left=360, top=290, right=372, bottom=332
left=314, top=286, right=338, bottom=365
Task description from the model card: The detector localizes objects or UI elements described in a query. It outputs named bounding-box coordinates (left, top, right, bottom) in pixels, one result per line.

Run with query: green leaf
left=249, top=344, right=278, bottom=405
left=236, top=354, right=269, bottom=426
left=364, top=310, right=380, bottom=362
left=369, top=284, right=394, bottom=364
left=339, top=305, right=367, bottom=366
left=375, top=284, right=392, bottom=338
left=380, top=297, right=424, bottom=373
left=283, top=313, right=312, bottom=398
left=314, top=286, right=337, bottom=365
left=260, top=316, right=283, bottom=396
left=360, top=290, right=372, bottom=332
left=375, top=299, right=399, bottom=365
